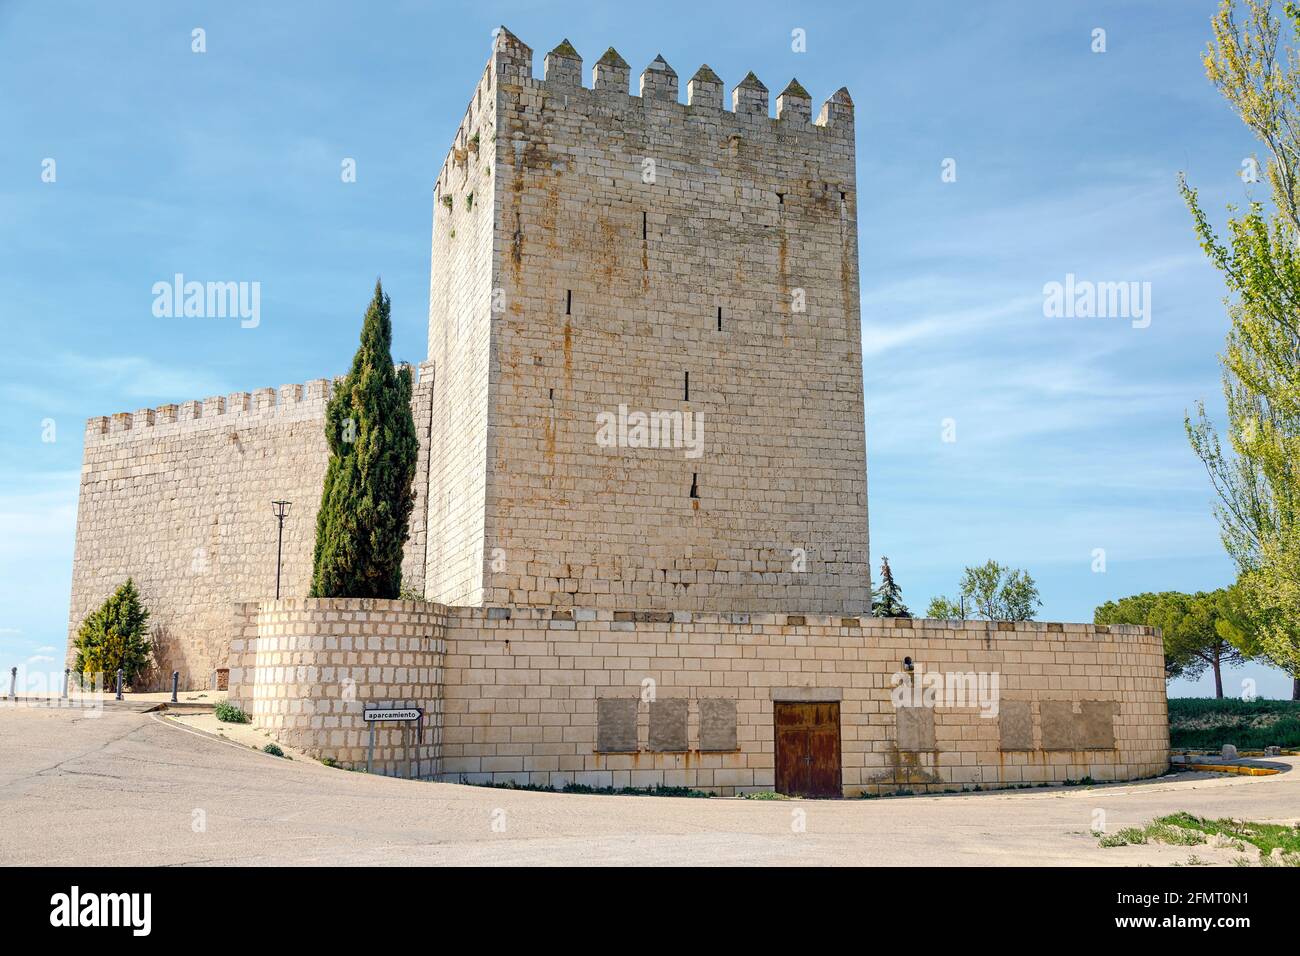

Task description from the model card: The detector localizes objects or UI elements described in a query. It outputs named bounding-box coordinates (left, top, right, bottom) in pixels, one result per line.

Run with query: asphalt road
left=1, top=705, right=1296, bottom=866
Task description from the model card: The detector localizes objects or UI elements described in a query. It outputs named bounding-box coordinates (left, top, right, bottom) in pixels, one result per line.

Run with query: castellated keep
left=69, top=28, right=869, bottom=688
left=64, top=30, right=1168, bottom=795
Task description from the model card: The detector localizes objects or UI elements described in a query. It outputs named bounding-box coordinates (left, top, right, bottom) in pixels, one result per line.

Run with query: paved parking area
left=1, top=706, right=1295, bottom=866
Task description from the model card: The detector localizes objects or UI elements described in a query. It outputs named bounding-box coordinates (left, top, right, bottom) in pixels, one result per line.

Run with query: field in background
left=1168, top=698, right=1300, bottom=750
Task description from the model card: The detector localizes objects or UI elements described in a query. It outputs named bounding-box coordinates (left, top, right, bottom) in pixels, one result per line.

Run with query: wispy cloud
left=0, top=353, right=231, bottom=416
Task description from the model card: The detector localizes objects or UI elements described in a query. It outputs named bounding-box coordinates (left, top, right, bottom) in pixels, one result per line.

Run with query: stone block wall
left=67, top=369, right=434, bottom=690
left=226, top=598, right=446, bottom=778
left=424, top=58, right=498, bottom=608
left=438, top=609, right=1169, bottom=795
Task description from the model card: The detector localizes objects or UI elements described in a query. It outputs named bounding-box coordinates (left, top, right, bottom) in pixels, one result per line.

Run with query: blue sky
left=0, top=0, right=1289, bottom=697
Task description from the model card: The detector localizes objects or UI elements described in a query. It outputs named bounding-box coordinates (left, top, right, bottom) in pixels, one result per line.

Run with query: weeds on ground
left=462, top=778, right=712, bottom=798
left=1098, top=812, right=1300, bottom=865
left=1158, top=813, right=1300, bottom=858
left=214, top=700, right=250, bottom=724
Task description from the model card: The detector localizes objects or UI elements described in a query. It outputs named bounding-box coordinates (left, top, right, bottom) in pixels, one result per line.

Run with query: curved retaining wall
left=439, top=609, right=1170, bottom=796
left=226, top=598, right=445, bottom=778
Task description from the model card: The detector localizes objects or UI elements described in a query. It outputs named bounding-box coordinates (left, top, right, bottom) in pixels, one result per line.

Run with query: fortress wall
left=478, top=32, right=870, bottom=613
left=423, top=58, right=498, bottom=607
left=439, top=609, right=1170, bottom=795
left=67, top=370, right=434, bottom=690
left=402, top=362, right=436, bottom=594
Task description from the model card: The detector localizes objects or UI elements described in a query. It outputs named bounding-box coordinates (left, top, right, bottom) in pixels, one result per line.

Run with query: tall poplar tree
left=1182, top=0, right=1300, bottom=696
left=309, top=280, right=419, bottom=599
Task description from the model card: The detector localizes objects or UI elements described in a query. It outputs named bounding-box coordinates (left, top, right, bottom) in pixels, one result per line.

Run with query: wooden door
left=774, top=701, right=842, bottom=797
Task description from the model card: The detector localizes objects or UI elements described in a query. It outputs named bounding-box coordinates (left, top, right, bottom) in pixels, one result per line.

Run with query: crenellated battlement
left=432, top=26, right=854, bottom=202
left=490, top=27, right=853, bottom=130
left=84, top=365, right=427, bottom=446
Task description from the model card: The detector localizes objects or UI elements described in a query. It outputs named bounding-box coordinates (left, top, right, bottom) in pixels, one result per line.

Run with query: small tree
left=74, top=578, right=151, bottom=688
left=927, top=560, right=1041, bottom=622
left=309, top=280, right=420, bottom=599
left=925, top=596, right=965, bottom=619
left=871, top=556, right=911, bottom=617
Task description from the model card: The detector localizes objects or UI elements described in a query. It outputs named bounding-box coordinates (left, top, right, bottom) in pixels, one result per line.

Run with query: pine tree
left=309, top=280, right=419, bottom=599
left=74, top=578, right=152, bottom=687
left=872, top=556, right=911, bottom=618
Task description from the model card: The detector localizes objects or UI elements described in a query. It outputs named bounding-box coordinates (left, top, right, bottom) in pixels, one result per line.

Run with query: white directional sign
left=363, top=708, right=422, bottom=722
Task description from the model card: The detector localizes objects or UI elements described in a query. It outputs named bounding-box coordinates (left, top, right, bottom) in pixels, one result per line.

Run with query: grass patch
left=214, top=700, right=250, bottom=724
left=1098, top=826, right=1149, bottom=848
left=1156, top=812, right=1300, bottom=857
left=1168, top=697, right=1300, bottom=750
left=1097, top=820, right=1206, bottom=849
left=741, top=790, right=792, bottom=800
left=1099, top=812, right=1300, bottom=864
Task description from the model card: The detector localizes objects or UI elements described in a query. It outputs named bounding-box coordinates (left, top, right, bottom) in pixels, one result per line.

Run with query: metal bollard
left=170, top=671, right=179, bottom=703
left=62, top=668, right=69, bottom=699
left=8, top=666, right=15, bottom=701
left=114, top=669, right=123, bottom=701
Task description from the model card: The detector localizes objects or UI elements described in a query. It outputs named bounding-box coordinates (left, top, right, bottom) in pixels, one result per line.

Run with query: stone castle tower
left=423, top=28, right=869, bottom=613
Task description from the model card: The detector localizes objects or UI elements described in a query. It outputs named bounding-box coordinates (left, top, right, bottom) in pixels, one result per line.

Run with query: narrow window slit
left=565, top=290, right=572, bottom=315
left=776, top=192, right=784, bottom=205
left=689, top=473, right=699, bottom=499
left=642, top=211, right=647, bottom=240
left=684, top=371, right=690, bottom=401
left=717, top=306, right=722, bottom=331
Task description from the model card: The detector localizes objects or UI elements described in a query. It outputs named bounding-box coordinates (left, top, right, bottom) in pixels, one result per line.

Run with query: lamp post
left=272, top=500, right=292, bottom=599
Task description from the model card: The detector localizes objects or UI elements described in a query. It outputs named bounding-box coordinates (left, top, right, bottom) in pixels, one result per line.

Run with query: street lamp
left=272, top=500, right=292, bottom=599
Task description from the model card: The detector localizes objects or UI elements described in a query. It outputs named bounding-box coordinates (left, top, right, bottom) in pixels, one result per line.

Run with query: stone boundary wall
left=67, top=365, right=434, bottom=691
left=438, top=609, right=1169, bottom=795
left=226, top=598, right=446, bottom=778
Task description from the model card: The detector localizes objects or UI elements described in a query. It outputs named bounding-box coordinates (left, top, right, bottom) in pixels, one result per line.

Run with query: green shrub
left=1168, top=697, right=1300, bottom=749
left=215, top=700, right=251, bottom=724
left=262, top=743, right=285, bottom=758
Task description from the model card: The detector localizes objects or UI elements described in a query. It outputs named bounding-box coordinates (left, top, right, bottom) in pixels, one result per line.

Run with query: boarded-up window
left=1077, top=700, right=1118, bottom=750
left=596, top=698, right=638, bottom=752
left=998, top=700, right=1033, bottom=751
left=1040, top=700, right=1076, bottom=750
left=648, top=699, right=688, bottom=751
left=699, top=698, right=738, bottom=751
left=1040, top=700, right=1119, bottom=750
left=895, top=706, right=936, bottom=752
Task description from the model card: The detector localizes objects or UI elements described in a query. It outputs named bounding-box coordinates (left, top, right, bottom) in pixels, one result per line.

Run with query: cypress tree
left=309, top=280, right=419, bottom=599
